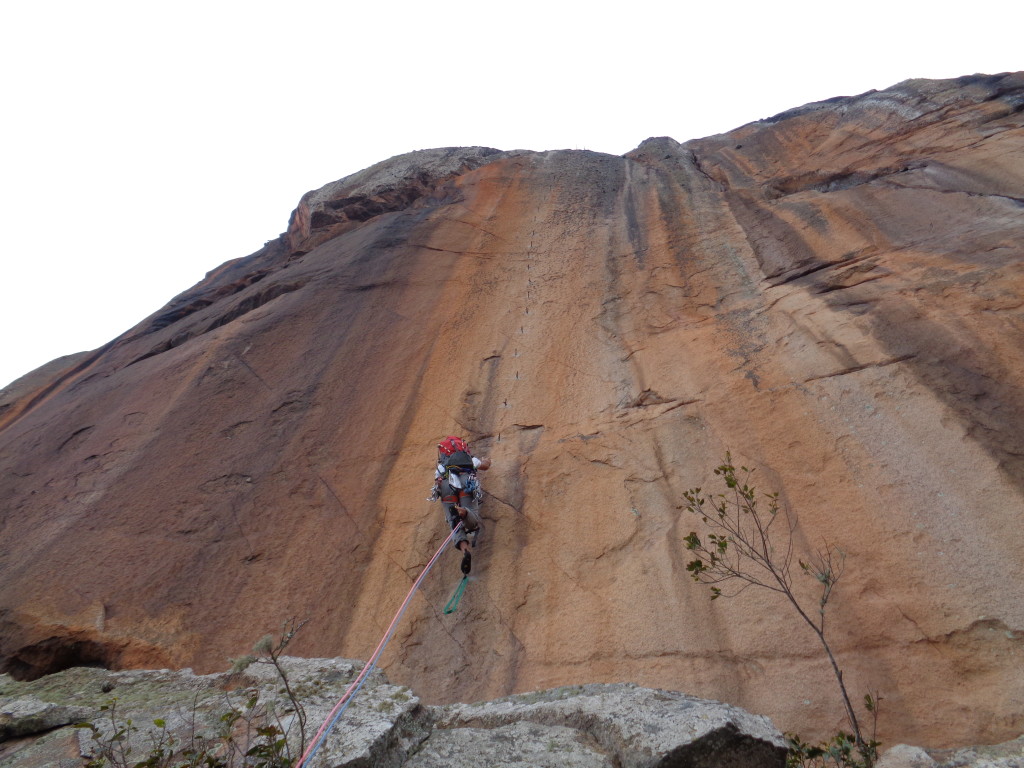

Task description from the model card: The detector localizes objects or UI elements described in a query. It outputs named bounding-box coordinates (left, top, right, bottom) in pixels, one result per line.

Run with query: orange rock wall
left=1, top=74, right=1022, bottom=748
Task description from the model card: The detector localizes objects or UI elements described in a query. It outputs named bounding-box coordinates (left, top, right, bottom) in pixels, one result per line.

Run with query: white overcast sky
left=1, top=0, right=1020, bottom=388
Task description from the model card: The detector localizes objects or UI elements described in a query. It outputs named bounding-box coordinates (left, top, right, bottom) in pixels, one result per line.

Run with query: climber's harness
left=438, top=466, right=480, bottom=504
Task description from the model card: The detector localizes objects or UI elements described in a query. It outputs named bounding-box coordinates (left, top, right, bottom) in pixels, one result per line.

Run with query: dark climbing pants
left=441, top=478, right=481, bottom=549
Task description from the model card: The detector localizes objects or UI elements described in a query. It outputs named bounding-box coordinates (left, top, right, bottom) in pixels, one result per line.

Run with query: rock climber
left=429, top=436, right=491, bottom=575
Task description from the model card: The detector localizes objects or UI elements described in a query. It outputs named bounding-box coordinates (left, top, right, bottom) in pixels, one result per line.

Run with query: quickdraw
left=443, top=575, right=469, bottom=614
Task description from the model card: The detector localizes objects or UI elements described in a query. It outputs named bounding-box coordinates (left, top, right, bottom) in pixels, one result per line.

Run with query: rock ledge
left=0, top=660, right=785, bottom=768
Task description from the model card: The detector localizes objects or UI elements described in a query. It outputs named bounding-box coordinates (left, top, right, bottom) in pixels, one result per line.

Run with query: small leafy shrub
left=682, top=454, right=880, bottom=768
left=76, top=620, right=310, bottom=768
left=76, top=693, right=293, bottom=768
left=787, top=705, right=881, bottom=768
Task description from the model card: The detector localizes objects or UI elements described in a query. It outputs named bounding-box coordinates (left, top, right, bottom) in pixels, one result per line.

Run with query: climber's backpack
left=437, top=437, right=477, bottom=498
left=444, top=449, right=475, bottom=471
left=438, top=436, right=469, bottom=458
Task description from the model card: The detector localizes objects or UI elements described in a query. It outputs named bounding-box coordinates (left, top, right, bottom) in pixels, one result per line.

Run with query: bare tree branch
left=682, top=454, right=876, bottom=767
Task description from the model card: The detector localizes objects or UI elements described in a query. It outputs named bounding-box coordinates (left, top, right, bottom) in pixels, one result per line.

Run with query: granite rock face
left=1, top=73, right=1023, bottom=749
left=930, top=736, right=1024, bottom=768
left=0, top=659, right=427, bottom=768
left=0, top=696, right=88, bottom=742
left=430, top=683, right=787, bottom=768
left=881, top=737, right=1024, bottom=768
left=0, top=661, right=785, bottom=768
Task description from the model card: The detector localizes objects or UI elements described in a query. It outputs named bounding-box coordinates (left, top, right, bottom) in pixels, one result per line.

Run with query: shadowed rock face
left=0, top=73, right=1022, bottom=749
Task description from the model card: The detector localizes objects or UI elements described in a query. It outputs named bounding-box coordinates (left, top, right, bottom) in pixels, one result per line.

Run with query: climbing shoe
left=461, top=550, right=472, bottom=575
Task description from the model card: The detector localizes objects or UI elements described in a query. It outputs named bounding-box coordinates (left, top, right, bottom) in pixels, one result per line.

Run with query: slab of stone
left=878, top=744, right=939, bottom=768
left=931, top=735, right=1024, bottom=768
left=433, top=683, right=787, bottom=768
left=0, top=696, right=89, bottom=741
left=406, top=720, right=613, bottom=768
left=0, top=658, right=430, bottom=768
left=0, top=726, right=83, bottom=768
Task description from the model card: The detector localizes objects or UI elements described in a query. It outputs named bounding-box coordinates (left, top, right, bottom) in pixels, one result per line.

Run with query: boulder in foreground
left=0, top=659, right=786, bottom=767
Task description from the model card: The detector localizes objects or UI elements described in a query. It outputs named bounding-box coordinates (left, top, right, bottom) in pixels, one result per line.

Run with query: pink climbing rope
left=296, top=522, right=464, bottom=768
